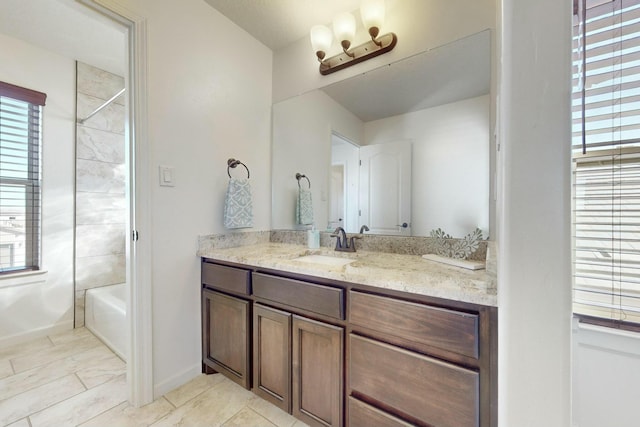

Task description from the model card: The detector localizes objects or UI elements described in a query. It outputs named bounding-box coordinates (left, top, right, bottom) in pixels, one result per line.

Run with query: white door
left=329, top=164, right=345, bottom=229
left=359, top=141, right=412, bottom=235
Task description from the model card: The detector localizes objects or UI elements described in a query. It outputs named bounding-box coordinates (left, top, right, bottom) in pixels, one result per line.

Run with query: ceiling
left=0, top=1, right=491, bottom=123
left=203, top=0, right=362, bottom=51
left=0, top=0, right=126, bottom=76
left=320, top=30, right=491, bottom=122
left=204, top=1, right=491, bottom=122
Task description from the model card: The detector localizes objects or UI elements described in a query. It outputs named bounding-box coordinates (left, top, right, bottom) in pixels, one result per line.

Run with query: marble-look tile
left=75, top=224, right=125, bottom=258
left=77, top=126, right=125, bottom=164
left=150, top=376, right=255, bottom=427
left=0, top=337, right=53, bottom=363
left=292, top=420, right=310, bottom=427
left=0, top=346, right=117, bottom=401
left=76, top=192, right=126, bottom=225
left=76, top=351, right=126, bottom=389
left=163, top=373, right=225, bottom=408
left=222, top=407, right=277, bottom=427
left=29, top=374, right=127, bottom=427
left=76, top=158, right=126, bottom=194
left=79, top=398, right=174, bottom=427
left=248, top=395, right=298, bottom=427
left=5, top=418, right=30, bottom=427
left=75, top=290, right=86, bottom=328
left=0, top=374, right=85, bottom=426
left=11, top=332, right=101, bottom=373
left=0, top=358, right=13, bottom=380
left=76, top=254, right=126, bottom=290
left=77, top=62, right=125, bottom=106
left=77, top=93, right=125, bottom=134
left=48, top=325, right=94, bottom=346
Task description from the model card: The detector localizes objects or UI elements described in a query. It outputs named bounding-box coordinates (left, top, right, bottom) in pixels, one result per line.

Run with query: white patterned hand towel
left=296, top=188, right=314, bottom=225
left=224, top=178, right=253, bottom=229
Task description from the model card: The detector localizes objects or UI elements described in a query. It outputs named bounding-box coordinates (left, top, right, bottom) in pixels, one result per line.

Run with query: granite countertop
left=198, top=243, right=497, bottom=307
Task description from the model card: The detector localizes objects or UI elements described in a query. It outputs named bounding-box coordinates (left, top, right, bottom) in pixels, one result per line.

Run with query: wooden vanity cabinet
left=253, top=272, right=345, bottom=427
left=347, top=289, right=496, bottom=427
left=201, top=261, right=252, bottom=389
left=292, top=315, right=343, bottom=427
left=253, top=304, right=292, bottom=412
left=201, top=259, right=497, bottom=427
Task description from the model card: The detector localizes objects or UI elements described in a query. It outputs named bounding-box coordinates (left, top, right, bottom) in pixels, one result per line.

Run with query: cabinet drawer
left=350, top=334, right=479, bottom=427
left=348, top=397, right=413, bottom=427
left=253, top=273, right=344, bottom=320
left=349, top=290, right=478, bottom=359
left=202, top=262, right=251, bottom=295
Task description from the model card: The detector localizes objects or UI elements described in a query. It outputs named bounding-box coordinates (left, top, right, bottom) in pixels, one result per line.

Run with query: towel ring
left=296, top=173, right=311, bottom=189
left=227, top=158, right=250, bottom=179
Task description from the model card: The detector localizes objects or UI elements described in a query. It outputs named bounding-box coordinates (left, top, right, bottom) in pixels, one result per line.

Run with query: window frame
left=572, top=0, right=640, bottom=325
left=0, top=81, right=46, bottom=274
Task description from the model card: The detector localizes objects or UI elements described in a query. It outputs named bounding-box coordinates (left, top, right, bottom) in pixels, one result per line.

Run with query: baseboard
left=153, top=362, right=202, bottom=398
left=0, top=321, right=73, bottom=348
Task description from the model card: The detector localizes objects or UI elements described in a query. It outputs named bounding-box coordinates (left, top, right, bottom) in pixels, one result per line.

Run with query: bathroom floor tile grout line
left=1, top=327, right=307, bottom=427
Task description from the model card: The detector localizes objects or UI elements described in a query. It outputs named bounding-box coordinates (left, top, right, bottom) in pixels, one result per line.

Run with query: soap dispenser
left=307, top=225, right=320, bottom=249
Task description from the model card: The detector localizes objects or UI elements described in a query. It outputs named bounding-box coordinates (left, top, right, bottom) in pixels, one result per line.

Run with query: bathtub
left=85, top=283, right=127, bottom=361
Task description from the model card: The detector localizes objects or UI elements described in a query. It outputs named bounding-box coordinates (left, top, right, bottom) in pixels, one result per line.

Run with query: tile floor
left=0, top=328, right=308, bottom=427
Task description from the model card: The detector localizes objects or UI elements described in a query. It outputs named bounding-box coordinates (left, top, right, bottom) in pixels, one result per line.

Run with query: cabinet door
left=253, top=304, right=292, bottom=412
left=292, top=315, right=343, bottom=427
left=202, top=289, right=250, bottom=389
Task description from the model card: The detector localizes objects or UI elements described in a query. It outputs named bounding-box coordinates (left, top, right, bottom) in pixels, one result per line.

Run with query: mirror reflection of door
left=330, top=133, right=360, bottom=232
left=330, top=164, right=344, bottom=229
left=360, top=140, right=412, bottom=236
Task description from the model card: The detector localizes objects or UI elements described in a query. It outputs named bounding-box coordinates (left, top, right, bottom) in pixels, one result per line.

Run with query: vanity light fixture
left=309, top=0, right=397, bottom=75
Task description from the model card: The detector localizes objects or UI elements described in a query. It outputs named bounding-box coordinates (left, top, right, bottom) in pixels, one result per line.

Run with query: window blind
left=0, top=81, right=46, bottom=273
left=572, top=0, right=640, bottom=324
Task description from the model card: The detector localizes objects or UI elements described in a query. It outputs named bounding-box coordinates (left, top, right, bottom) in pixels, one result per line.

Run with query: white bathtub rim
left=85, top=283, right=127, bottom=361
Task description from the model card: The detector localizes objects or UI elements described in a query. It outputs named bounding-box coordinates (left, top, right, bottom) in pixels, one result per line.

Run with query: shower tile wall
left=74, top=62, right=126, bottom=328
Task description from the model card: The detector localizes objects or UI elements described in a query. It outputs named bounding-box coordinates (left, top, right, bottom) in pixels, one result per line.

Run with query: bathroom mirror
left=272, top=30, right=491, bottom=238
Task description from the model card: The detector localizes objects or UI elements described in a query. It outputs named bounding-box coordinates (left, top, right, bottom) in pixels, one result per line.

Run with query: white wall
left=498, top=0, right=572, bottom=426
left=572, top=320, right=640, bottom=427
left=119, top=0, right=273, bottom=396
left=272, top=90, right=362, bottom=232
left=0, top=33, right=76, bottom=345
left=365, top=95, right=490, bottom=237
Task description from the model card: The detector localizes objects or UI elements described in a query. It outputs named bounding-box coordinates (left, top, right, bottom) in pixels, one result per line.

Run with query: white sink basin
left=293, top=254, right=356, bottom=267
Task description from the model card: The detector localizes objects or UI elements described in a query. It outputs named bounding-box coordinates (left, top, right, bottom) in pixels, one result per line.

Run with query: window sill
left=0, top=269, right=49, bottom=289
left=575, top=314, right=640, bottom=334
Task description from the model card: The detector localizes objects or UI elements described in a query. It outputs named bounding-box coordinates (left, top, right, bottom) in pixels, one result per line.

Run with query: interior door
left=359, top=141, right=412, bottom=236
left=329, top=164, right=345, bottom=229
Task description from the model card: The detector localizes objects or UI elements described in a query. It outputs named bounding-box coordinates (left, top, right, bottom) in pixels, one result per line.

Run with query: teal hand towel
left=296, top=188, right=313, bottom=225
left=224, top=178, right=253, bottom=229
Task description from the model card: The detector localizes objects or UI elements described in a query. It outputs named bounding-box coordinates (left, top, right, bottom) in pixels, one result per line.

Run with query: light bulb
left=310, top=25, right=332, bottom=61
left=361, top=0, right=385, bottom=39
left=333, top=12, right=356, bottom=51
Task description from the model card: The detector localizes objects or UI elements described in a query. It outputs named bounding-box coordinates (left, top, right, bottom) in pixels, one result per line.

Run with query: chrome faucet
left=359, top=225, right=370, bottom=234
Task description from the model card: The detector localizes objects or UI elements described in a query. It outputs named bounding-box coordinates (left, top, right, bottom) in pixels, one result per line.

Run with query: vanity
left=201, top=26, right=497, bottom=427
left=199, top=241, right=497, bottom=427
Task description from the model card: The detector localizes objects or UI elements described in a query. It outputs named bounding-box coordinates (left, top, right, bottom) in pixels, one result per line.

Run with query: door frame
left=81, top=0, right=153, bottom=406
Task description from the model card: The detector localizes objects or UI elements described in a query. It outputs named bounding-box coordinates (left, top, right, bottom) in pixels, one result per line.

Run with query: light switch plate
left=159, top=165, right=175, bottom=187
